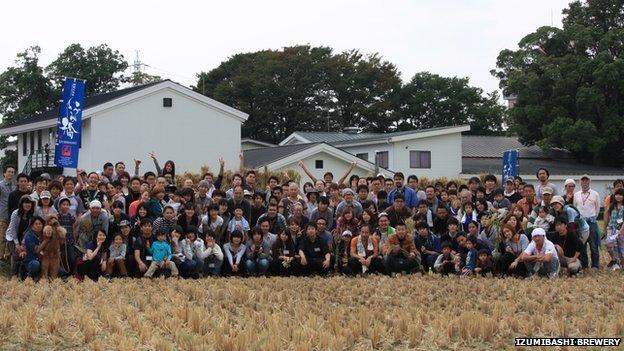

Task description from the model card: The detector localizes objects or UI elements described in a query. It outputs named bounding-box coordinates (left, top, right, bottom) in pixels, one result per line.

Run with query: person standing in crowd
left=604, top=188, right=624, bottom=270
left=387, top=173, right=418, bottom=212
left=563, top=179, right=576, bottom=205
left=573, top=175, right=601, bottom=269
left=535, top=168, right=558, bottom=201
left=516, top=184, right=538, bottom=218
left=0, top=165, right=16, bottom=262
left=503, top=176, right=521, bottom=204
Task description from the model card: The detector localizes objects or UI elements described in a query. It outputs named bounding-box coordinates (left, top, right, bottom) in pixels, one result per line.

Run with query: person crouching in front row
left=298, top=223, right=332, bottom=276
left=348, top=223, right=384, bottom=275
left=383, top=223, right=420, bottom=274
left=144, top=230, right=178, bottom=278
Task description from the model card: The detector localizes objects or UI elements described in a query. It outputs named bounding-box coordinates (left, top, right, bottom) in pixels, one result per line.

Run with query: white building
left=278, top=125, right=470, bottom=179
left=0, top=80, right=248, bottom=176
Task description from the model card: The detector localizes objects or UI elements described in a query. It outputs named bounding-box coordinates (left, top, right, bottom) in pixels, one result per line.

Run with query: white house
left=278, top=125, right=470, bottom=179
left=0, top=80, right=248, bottom=176
left=243, top=142, right=394, bottom=181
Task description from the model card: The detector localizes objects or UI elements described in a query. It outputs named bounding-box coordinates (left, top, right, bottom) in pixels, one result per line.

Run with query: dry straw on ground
left=0, top=273, right=622, bottom=350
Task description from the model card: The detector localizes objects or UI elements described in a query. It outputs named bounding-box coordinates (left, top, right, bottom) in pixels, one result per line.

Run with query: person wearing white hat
left=517, top=227, right=560, bottom=278
left=75, top=199, right=109, bottom=250
left=563, top=178, right=576, bottom=205
left=573, top=174, right=601, bottom=269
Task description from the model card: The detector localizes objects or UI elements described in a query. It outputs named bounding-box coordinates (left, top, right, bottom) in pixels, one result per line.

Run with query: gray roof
left=462, top=135, right=557, bottom=159
left=462, top=135, right=623, bottom=176
left=0, top=80, right=166, bottom=129
left=243, top=143, right=321, bottom=169
left=291, top=125, right=468, bottom=146
left=462, top=157, right=624, bottom=176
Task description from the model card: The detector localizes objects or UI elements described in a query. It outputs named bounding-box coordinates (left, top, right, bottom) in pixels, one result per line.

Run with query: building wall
left=70, top=87, right=240, bottom=174
left=339, top=132, right=462, bottom=179
left=272, top=151, right=379, bottom=184
left=392, top=133, right=462, bottom=179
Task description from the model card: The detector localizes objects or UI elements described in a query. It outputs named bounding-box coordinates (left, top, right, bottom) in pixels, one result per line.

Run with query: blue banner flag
left=54, top=78, right=85, bottom=169
left=502, top=149, right=519, bottom=179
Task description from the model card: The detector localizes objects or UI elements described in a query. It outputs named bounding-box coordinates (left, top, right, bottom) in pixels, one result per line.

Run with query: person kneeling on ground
left=517, top=228, right=560, bottom=278
left=270, top=230, right=298, bottom=276
left=106, top=233, right=128, bottom=278
left=245, top=227, right=272, bottom=276
left=348, top=224, right=384, bottom=275
left=222, top=230, right=246, bottom=276
left=434, top=241, right=457, bottom=275
left=178, top=225, right=206, bottom=279
left=547, top=216, right=582, bottom=275
left=383, top=223, right=420, bottom=274
left=298, top=223, right=332, bottom=276
left=474, top=249, right=493, bottom=277
left=414, top=221, right=441, bottom=271
left=144, top=230, right=178, bottom=278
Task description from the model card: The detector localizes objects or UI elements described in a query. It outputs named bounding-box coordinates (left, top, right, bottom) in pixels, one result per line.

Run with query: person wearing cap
left=535, top=168, right=558, bottom=202
left=34, top=190, right=58, bottom=221
left=547, top=216, right=582, bottom=275
left=334, top=229, right=353, bottom=274
left=387, top=172, right=418, bottom=212
left=573, top=174, right=601, bottom=269
left=563, top=179, right=576, bottom=205
left=550, top=195, right=590, bottom=247
left=517, top=227, right=560, bottom=278
left=75, top=200, right=110, bottom=251
left=527, top=187, right=554, bottom=231
left=5, top=194, right=36, bottom=275
left=335, top=188, right=363, bottom=218
left=56, top=196, right=77, bottom=274
left=373, top=212, right=395, bottom=253
left=503, top=176, right=521, bottom=204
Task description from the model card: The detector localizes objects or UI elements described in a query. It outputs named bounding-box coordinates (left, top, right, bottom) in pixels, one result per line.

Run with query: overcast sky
left=1, top=0, right=572, bottom=97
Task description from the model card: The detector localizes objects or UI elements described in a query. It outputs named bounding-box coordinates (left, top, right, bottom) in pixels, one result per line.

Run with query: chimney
left=343, top=127, right=359, bottom=134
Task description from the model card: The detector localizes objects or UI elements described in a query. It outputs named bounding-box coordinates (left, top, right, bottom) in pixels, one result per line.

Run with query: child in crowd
left=434, top=242, right=457, bottom=275
left=533, top=206, right=554, bottom=233
left=227, top=205, right=250, bottom=240
left=144, top=230, right=179, bottom=278
left=461, top=236, right=477, bottom=276
left=492, top=189, right=512, bottom=211
left=106, top=233, right=128, bottom=278
left=474, top=249, right=493, bottom=277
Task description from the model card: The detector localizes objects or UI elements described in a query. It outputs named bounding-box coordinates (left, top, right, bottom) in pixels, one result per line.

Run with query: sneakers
left=607, top=260, right=616, bottom=268
left=612, top=263, right=621, bottom=271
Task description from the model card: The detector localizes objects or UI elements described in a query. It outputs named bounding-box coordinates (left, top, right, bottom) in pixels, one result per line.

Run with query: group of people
left=0, top=153, right=622, bottom=281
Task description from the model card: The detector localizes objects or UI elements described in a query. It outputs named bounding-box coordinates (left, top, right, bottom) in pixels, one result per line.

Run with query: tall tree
left=399, top=72, right=505, bottom=134
left=0, top=46, right=56, bottom=127
left=492, top=0, right=624, bottom=165
left=46, top=43, right=128, bottom=96
left=194, top=45, right=403, bottom=143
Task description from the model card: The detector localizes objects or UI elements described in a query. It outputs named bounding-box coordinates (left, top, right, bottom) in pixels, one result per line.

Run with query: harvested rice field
left=0, top=273, right=623, bottom=350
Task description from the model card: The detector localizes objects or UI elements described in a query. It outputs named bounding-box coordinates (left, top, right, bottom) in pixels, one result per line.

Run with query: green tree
left=492, top=0, right=624, bottom=165
left=194, top=45, right=403, bottom=143
left=129, top=71, right=161, bottom=86
left=46, top=43, right=128, bottom=96
left=0, top=46, right=56, bottom=128
left=398, top=72, right=505, bottom=134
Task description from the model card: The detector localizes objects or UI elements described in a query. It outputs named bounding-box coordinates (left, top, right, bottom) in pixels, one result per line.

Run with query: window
left=410, top=150, right=431, bottom=169
left=376, top=151, right=389, bottom=169
left=22, top=133, right=27, bottom=156
left=163, top=97, right=172, bottom=107
left=315, top=160, right=323, bottom=169
left=356, top=153, right=368, bottom=161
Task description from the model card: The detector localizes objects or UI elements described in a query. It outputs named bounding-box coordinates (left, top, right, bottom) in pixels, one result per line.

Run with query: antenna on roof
left=131, top=50, right=152, bottom=86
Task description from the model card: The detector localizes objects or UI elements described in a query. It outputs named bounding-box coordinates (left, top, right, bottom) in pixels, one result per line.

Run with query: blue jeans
left=245, top=258, right=270, bottom=276
left=26, top=260, right=40, bottom=278
left=580, top=220, right=600, bottom=268
left=178, top=258, right=203, bottom=278
left=203, top=256, right=223, bottom=276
